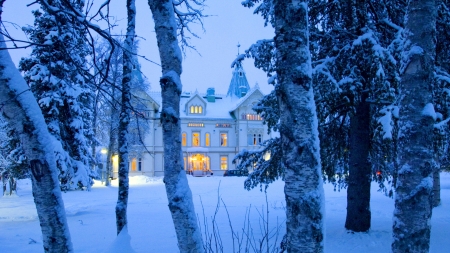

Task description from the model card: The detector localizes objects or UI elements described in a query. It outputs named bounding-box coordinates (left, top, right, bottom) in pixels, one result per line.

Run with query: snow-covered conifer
left=19, top=0, right=95, bottom=190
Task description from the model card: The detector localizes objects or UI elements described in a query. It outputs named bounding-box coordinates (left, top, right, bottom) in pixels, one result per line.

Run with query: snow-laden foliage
left=19, top=0, right=96, bottom=191
left=309, top=0, right=404, bottom=192
left=0, top=116, right=29, bottom=182
left=234, top=137, right=283, bottom=191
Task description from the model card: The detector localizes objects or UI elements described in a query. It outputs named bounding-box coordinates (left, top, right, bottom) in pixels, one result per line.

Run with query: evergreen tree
left=19, top=0, right=95, bottom=190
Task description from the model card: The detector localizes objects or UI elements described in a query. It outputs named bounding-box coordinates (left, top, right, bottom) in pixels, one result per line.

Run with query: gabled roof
left=184, top=90, right=207, bottom=106
left=228, top=84, right=264, bottom=114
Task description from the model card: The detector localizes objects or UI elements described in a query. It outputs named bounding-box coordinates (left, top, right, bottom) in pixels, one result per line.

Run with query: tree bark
left=148, top=1, right=204, bottom=252
left=345, top=93, right=371, bottom=232
left=273, top=1, right=325, bottom=252
left=392, top=0, right=436, bottom=252
left=0, top=14, right=73, bottom=253
left=115, top=0, right=136, bottom=235
left=433, top=168, right=441, bottom=207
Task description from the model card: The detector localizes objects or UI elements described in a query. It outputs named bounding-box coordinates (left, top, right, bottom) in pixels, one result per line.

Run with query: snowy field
left=1, top=173, right=450, bottom=253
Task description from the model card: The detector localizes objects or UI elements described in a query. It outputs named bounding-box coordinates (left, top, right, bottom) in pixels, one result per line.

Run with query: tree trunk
left=273, top=1, right=325, bottom=252
left=115, top=0, right=136, bottom=235
left=345, top=93, right=371, bottom=232
left=433, top=168, right=441, bottom=207
left=0, top=29, right=73, bottom=253
left=148, top=1, right=204, bottom=252
left=392, top=0, right=436, bottom=252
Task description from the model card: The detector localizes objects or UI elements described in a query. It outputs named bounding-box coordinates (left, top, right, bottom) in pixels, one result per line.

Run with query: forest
left=0, top=0, right=449, bottom=252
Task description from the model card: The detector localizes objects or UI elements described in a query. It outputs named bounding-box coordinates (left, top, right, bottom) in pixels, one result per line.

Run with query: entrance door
left=189, top=153, right=210, bottom=172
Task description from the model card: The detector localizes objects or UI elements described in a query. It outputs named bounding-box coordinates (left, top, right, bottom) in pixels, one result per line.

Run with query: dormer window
left=190, top=105, right=203, bottom=114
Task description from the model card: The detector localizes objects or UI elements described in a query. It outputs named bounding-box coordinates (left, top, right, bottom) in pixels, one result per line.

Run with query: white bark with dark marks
left=116, top=0, right=136, bottom=235
left=273, top=1, right=325, bottom=252
left=0, top=30, right=73, bottom=253
left=148, top=1, right=204, bottom=252
left=392, top=0, right=436, bottom=252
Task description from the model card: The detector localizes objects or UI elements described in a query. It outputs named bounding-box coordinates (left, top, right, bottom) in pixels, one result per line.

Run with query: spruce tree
left=19, top=0, right=95, bottom=190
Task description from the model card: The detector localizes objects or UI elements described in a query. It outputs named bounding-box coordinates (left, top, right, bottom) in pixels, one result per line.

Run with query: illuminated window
left=205, top=133, right=210, bottom=146
left=220, top=133, right=227, bottom=146
left=245, top=113, right=262, bottom=121
left=220, top=156, right=228, bottom=170
left=112, top=154, right=119, bottom=173
left=192, top=132, right=200, bottom=146
left=190, top=105, right=203, bottom=114
left=182, top=132, right=187, bottom=146
left=131, top=158, right=137, bottom=171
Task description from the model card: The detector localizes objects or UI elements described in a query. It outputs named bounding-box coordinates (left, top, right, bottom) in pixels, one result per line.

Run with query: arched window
left=192, top=132, right=200, bottom=146
left=205, top=133, right=210, bottom=146
left=199, top=106, right=203, bottom=114
left=258, top=134, right=262, bottom=144
left=190, top=106, right=194, bottom=113
left=182, top=132, right=187, bottom=146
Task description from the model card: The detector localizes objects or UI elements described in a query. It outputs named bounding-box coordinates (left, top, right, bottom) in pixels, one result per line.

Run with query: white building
left=123, top=61, right=274, bottom=177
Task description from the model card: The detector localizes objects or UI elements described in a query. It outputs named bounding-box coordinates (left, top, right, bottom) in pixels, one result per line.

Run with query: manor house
left=115, top=61, right=275, bottom=177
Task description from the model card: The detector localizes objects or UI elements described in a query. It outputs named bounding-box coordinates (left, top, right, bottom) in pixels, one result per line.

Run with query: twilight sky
left=3, top=0, right=275, bottom=95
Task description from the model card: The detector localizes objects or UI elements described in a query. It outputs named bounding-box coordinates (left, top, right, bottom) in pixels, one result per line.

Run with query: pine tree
left=19, top=0, right=95, bottom=190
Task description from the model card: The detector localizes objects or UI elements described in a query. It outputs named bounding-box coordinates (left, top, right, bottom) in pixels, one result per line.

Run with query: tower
left=227, top=43, right=250, bottom=98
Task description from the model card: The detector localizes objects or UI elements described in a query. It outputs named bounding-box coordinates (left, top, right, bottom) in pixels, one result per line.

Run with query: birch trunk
left=0, top=3, right=72, bottom=251
left=392, top=0, right=436, bottom=252
left=148, top=1, right=204, bottom=252
left=115, top=0, right=136, bottom=235
left=273, top=1, right=325, bottom=252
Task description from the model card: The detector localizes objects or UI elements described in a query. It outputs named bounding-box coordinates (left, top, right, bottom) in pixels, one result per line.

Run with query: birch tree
left=392, top=0, right=436, bottom=252
left=115, top=0, right=136, bottom=235
left=148, top=0, right=204, bottom=252
left=0, top=1, right=73, bottom=251
left=273, top=1, right=325, bottom=251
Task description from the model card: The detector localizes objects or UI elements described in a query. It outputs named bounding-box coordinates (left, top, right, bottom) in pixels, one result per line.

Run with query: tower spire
left=237, top=43, right=240, bottom=55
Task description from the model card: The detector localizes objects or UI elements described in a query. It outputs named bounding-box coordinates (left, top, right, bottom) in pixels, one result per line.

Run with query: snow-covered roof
left=227, top=60, right=250, bottom=98
left=228, top=84, right=263, bottom=113
left=147, top=87, right=263, bottom=120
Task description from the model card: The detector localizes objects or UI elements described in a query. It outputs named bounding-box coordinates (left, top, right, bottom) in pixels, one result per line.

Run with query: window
left=205, top=133, right=210, bottom=146
left=220, top=156, right=228, bottom=170
left=192, top=132, right=200, bottom=146
left=220, top=133, right=227, bottom=146
left=190, top=105, right=203, bottom=114
left=247, top=134, right=262, bottom=146
left=131, top=158, right=137, bottom=171
left=138, top=158, right=142, bottom=171
left=244, top=113, right=262, bottom=121
left=182, top=132, right=187, bottom=146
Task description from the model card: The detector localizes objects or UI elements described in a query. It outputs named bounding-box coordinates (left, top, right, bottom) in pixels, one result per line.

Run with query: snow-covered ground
left=1, top=173, right=449, bottom=253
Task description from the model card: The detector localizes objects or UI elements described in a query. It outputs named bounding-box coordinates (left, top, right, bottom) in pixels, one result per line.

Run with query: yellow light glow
left=112, top=155, right=119, bottom=172
left=100, top=148, right=108, bottom=154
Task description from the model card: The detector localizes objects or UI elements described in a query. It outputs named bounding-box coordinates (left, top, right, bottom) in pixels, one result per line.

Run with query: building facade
left=119, top=61, right=274, bottom=177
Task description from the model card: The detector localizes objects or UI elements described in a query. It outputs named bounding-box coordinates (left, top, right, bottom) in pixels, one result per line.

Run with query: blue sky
left=3, top=0, right=274, bottom=95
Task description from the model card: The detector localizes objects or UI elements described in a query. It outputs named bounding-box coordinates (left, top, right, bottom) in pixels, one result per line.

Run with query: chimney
left=207, top=87, right=215, bottom=102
